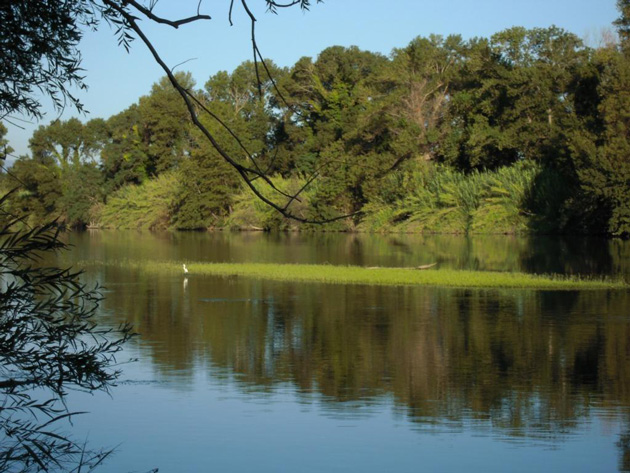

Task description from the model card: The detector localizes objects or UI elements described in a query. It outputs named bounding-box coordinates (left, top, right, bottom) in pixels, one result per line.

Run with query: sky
left=2, top=0, right=621, bottom=161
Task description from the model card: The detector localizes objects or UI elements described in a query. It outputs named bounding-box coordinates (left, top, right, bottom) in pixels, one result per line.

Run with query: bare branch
left=228, top=0, right=236, bottom=26
left=0, top=116, right=27, bottom=130
left=253, top=44, right=291, bottom=108
left=240, top=0, right=264, bottom=97
left=282, top=171, right=319, bottom=210
left=123, top=0, right=211, bottom=28
left=238, top=0, right=293, bottom=111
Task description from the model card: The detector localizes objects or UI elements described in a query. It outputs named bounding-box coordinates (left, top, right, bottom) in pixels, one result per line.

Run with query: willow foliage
left=0, top=200, right=134, bottom=471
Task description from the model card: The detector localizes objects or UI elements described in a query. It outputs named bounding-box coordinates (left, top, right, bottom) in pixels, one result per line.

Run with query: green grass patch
left=81, top=260, right=628, bottom=290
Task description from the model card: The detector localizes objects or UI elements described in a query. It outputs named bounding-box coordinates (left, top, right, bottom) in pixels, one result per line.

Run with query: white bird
left=182, top=264, right=189, bottom=274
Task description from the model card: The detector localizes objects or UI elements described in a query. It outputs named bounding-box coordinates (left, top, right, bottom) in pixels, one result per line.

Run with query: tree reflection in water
left=98, top=269, right=630, bottom=439
left=61, top=231, right=630, bottom=470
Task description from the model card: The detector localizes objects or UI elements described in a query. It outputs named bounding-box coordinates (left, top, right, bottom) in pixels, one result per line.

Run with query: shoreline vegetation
left=90, top=161, right=574, bottom=236
left=2, top=23, right=630, bottom=238
left=79, top=260, right=628, bottom=290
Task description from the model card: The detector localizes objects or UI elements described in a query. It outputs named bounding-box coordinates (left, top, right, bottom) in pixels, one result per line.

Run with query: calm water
left=57, top=231, right=630, bottom=472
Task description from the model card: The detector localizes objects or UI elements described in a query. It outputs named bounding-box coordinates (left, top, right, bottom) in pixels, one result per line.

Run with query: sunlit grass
left=79, top=260, right=628, bottom=290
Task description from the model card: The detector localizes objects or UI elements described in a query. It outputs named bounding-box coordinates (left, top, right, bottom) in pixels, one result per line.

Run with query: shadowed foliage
left=0, top=197, right=135, bottom=471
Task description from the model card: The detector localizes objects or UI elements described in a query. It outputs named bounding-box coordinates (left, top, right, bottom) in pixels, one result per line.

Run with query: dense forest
left=2, top=17, right=630, bottom=236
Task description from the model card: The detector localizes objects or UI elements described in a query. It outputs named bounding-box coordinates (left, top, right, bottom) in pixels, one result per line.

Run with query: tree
left=7, top=154, right=63, bottom=225
left=438, top=27, right=589, bottom=172
left=616, top=0, right=630, bottom=47
left=359, top=35, right=465, bottom=169
left=100, top=104, right=150, bottom=192
left=204, top=60, right=287, bottom=174
left=171, top=144, right=240, bottom=229
left=491, top=26, right=587, bottom=169
left=0, top=124, right=14, bottom=197
left=137, top=72, right=195, bottom=175
left=569, top=43, right=630, bottom=236
left=0, top=209, right=135, bottom=470
left=168, top=61, right=287, bottom=230
left=0, top=123, right=13, bottom=158
left=29, top=118, right=108, bottom=170
left=277, top=46, right=388, bottom=217
left=437, top=36, right=519, bottom=171
left=58, top=161, right=105, bottom=227
left=8, top=118, right=109, bottom=228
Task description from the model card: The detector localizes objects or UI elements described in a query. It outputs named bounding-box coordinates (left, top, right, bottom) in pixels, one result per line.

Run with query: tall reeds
left=362, top=161, right=546, bottom=234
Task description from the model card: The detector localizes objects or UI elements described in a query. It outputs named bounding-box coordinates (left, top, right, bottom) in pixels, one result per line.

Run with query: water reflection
left=65, top=230, right=630, bottom=279
left=91, top=267, right=630, bottom=438
left=61, top=232, right=630, bottom=471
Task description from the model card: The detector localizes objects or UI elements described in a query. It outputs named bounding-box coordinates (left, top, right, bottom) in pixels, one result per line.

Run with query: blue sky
left=3, top=0, right=621, bottom=160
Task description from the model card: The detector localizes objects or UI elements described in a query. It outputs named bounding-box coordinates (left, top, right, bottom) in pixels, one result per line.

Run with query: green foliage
left=402, top=165, right=481, bottom=233
left=471, top=162, right=538, bottom=234
left=203, top=60, right=287, bottom=172
left=0, top=123, right=13, bottom=158
left=100, top=104, right=150, bottom=192
left=7, top=125, right=107, bottom=228
left=359, top=35, right=465, bottom=167
left=0, top=207, right=134, bottom=471
left=58, top=161, right=104, bottom=228
left=30, top=118, right=82, bottom=167
left=278, top=46, right=389, bottom=210
left=439, top=27, right=588, bottom=171
left=97, top=171, right=181, bottom=230
left=84, top=259, right=628, bottom=290
left=616, top=0, right=630, bottom=48
left=1, top=1, right=98, bottom=118
left=362, top=161, right=554, bottom=235
left=7, top=155, right=62, bottom=225
left=138, top=72, right=195, bottom=175
left=171, top=145, right=240, bottom=230
left=568, top=45, right=630, bottom=236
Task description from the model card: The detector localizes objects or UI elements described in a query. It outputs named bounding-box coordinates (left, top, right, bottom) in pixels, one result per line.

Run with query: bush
left=95, top=171, right=180, bottom=230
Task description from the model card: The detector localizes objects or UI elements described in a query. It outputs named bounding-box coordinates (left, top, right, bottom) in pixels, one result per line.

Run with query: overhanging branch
left=103, top=0, right=350, bottom=225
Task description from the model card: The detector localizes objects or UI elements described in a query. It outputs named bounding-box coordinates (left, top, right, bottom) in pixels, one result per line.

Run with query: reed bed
left=80, top=260, right=628, bottom=290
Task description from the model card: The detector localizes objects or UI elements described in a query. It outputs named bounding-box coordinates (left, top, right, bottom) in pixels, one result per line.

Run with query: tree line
left=2, top=22, right=630, bottom=236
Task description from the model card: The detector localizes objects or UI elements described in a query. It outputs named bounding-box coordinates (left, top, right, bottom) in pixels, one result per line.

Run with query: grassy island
left=83, top=261, right=628, bottom=291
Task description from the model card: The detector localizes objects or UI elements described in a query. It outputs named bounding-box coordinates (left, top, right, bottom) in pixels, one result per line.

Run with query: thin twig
left=170, top=57, right=198, bottom=73
left=240, top=0, right=264, bottom=98
left=253, top=44, right=291, bottom=108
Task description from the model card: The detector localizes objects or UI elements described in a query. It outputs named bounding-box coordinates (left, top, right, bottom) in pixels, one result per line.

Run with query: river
left=58, top=231, right=630, bottom=472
